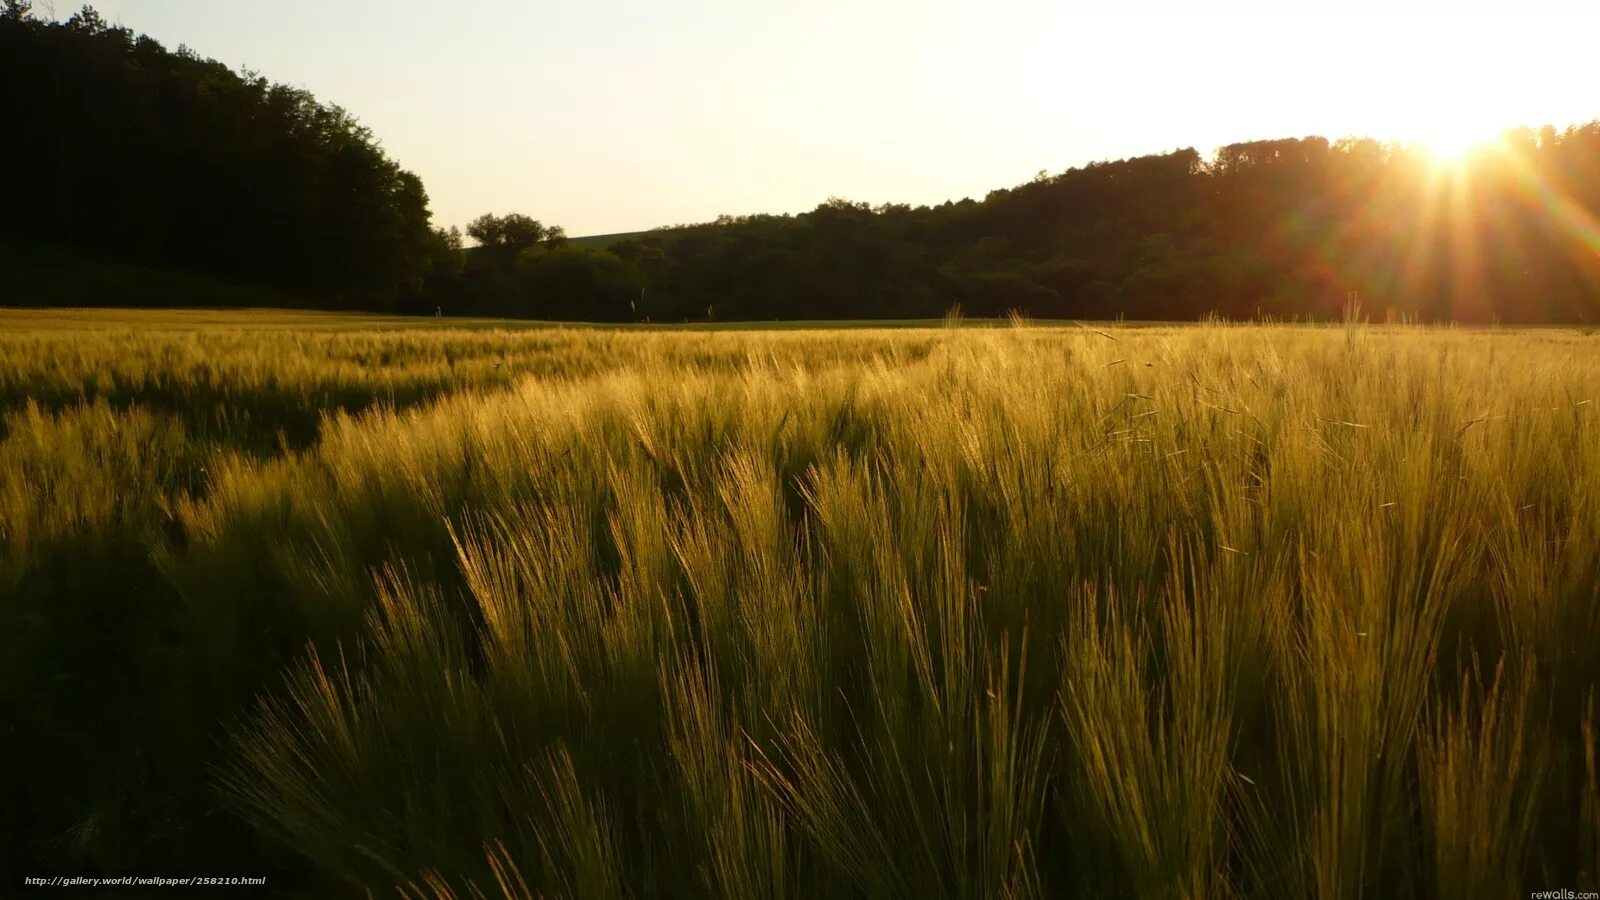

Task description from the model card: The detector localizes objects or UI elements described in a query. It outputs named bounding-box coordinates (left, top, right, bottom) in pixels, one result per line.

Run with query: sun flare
left=1410, top=122, right=1499, bottom=165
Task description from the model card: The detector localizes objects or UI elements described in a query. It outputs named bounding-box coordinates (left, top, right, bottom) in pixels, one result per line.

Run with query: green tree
left=1, top=6, right=439, bottom=310
left=515, top=246, right=643, bottom=321
left=65, top=4, right=106, bottom=33
left=466, top=213, right=548, bottom=255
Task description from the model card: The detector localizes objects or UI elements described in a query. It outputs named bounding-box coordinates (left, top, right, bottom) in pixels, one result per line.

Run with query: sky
left=69, top=0, right=1600, bottom=236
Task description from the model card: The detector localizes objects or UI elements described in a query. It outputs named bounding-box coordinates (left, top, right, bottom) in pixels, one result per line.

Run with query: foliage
left=591, top=132, right=1600, bottom=324
left=0, top=6, right=437, bottom=309
left=514, top=246, right=644, bottom=321
left=418, top=229, right=645, bottom=321
left=466, top=214, right=555, bottom=258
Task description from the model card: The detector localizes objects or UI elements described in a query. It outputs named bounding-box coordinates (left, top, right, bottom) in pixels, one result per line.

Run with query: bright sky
left=75, top=0, right=1600, bottom=236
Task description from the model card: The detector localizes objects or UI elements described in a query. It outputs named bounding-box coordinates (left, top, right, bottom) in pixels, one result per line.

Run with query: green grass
left=3, top=309, right=1598, bottom=897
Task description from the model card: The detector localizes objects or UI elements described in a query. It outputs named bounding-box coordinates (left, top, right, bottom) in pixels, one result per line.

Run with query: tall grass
left=0, top=314, right=938, bottom=450
left=2, top=311, right=1598, bottom=896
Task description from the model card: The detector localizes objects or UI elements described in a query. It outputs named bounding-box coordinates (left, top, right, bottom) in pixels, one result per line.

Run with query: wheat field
left=2, top=310, right=1597, bottom=897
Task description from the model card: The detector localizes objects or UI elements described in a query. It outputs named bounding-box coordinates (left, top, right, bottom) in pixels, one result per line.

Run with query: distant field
left=3, top=310, right=1597, bottom=896
left=564, top=230, right=652, bottom=249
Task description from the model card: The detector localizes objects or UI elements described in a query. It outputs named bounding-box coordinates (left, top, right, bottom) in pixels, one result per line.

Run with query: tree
left=65, top=5, right=106, bottom=33
left=515, top=246, right=643, bottom=321
left=427, top=226, right=464, bottom=277
left=466, top=213, right=548, bottom=255
left=1, top=9, right=439, bottom=309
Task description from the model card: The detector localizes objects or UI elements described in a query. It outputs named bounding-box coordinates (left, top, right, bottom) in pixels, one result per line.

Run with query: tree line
left=7, top=4, right=1600, bottom=323
left=575, top=132, right=1600, bottom=325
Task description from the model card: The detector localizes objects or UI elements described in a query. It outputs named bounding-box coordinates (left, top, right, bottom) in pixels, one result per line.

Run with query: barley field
left=3, top=309, right=1598, bottom=897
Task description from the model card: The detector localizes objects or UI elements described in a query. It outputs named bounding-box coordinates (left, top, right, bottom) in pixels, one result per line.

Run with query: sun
left=1410, top=122, right=1498, bottom=165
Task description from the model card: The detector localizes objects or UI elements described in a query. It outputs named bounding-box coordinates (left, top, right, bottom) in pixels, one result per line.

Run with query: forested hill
left=0, top=3, right=451, bottom=310
left=5, top=3, right=1600, bottom=323
left=588, top=132, right=1600, bottom=325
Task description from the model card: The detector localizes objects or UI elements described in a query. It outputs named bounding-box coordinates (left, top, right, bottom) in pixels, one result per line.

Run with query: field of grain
left=2, top=310, right=1597, bottom=897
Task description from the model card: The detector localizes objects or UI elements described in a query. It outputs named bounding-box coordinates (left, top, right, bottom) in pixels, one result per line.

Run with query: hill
left=565, top=230, right=652, bottom=250
left=8, top=4, right=1600, bottom=325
